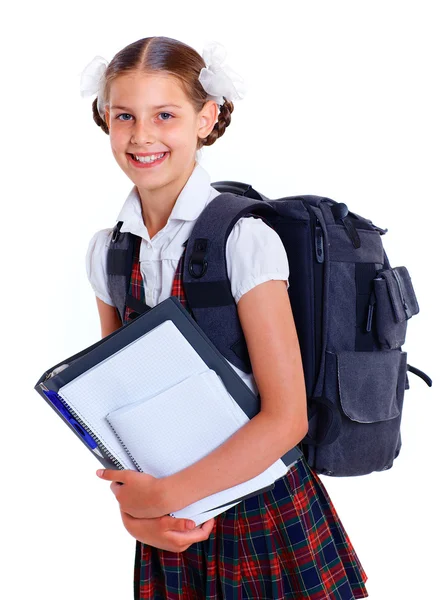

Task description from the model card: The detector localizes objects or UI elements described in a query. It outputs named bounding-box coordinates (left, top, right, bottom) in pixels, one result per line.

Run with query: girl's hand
left=96, top=468, right=170, bottom=519
left=120, top=511, right=216, bottom=552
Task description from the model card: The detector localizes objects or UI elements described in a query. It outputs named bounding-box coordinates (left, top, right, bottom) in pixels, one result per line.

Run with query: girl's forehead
left=109, top=71, right=188, bottom=106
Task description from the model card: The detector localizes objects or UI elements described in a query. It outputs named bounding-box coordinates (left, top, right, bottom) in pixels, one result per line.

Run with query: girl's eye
left=117, top=113, right=133, bottom=121
left=115, top=112, right=172, bottom=122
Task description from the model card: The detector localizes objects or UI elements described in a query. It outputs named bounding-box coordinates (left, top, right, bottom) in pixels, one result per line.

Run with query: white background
left=2, top=1, right=446, bottom=598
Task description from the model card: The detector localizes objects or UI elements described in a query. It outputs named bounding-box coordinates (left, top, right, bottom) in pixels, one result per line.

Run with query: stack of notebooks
left=35, top=297, right=301, bottom=525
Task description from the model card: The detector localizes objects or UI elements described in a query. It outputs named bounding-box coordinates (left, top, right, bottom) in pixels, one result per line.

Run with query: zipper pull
left=314, top=220, right=324, bottom=263
left=366, top=291, right=376, bottom=332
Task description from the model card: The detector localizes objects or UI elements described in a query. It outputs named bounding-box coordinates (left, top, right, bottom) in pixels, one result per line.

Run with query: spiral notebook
left=35, top=297, right=302, bottom=525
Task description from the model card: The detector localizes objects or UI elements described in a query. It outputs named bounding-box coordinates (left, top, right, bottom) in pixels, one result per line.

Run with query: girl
left=83, top=36, right=369, bottom=599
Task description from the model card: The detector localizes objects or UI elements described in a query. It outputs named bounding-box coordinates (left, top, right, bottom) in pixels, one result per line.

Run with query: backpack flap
left=313, top=349, right=407, bottom=477
left=183, top=192, right=277, bottom=374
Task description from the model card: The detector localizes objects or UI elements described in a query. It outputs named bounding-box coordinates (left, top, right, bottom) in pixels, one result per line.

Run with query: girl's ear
left=104, top=106, right=110, bottom=129
left=197, top=100, right=219, bottom=140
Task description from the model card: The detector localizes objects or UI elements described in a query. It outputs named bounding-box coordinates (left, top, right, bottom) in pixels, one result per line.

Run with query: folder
left=34, top=296, right=302, bottom=524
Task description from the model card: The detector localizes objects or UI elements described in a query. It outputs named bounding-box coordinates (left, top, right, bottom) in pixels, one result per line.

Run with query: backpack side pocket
left=373, top=266, right=419, bottom=349
left=312, top=349, right=407, bottom=476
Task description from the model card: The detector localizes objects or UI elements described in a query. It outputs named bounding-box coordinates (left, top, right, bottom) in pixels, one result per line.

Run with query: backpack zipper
left=311, top=214, right=325, bottom=388
left=314, top=220, right=324, bottom=263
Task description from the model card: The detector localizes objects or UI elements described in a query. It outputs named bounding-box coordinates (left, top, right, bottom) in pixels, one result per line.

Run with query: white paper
left=105, top=370, right=287, bottom=522
left=106, top=370, right=251, bottom=477
left=58, top=321, right=209, bottom=470
left=58, top=319, right=287, bottom=524
left=179, top=501, right=240, bottom=527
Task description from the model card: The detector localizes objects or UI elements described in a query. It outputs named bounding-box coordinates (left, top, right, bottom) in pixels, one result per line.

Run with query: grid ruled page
left=58, top=319, right=288, bottom=524
left=105, top=369, right=287, bottom=523
left=58, top=320, right=209, bottom=469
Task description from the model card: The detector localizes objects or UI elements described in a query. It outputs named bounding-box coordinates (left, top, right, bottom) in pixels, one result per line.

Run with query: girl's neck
left=137, top=160, right=197, bottom=239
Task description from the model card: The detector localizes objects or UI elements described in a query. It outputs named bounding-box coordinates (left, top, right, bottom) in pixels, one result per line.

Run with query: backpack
left=106, top=181, right=432, bottom=477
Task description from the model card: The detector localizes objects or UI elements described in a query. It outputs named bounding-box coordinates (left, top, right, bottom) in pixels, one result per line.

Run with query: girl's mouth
left=127, top=152, right=169, bottom=168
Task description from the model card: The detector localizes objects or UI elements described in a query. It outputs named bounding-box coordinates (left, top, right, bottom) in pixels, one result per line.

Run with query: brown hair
left=92, top=36, right=234, bottom=148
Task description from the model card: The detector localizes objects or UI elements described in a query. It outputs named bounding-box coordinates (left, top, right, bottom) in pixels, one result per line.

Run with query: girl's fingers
left=120, top=512, right=216, bottom=551
left=163, top=516, right=215, bottom=534
left=165, top=516, right=215, bottom=537
left=163, top=516, right=198, bottom=532
left=199, top=518, right=215, bottom=535
left=167, top=520, right=215, bottom=545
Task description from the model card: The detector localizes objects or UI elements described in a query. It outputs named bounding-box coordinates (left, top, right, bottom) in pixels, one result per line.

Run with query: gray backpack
left=106, top=181, right=432, bottom=477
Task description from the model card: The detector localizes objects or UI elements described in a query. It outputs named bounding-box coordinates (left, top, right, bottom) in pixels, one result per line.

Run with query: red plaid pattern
left=123, top=236, right=145, bottom=323
left=170, top=243, right=191, bottom=313
left=123, top=236, right=368, bottom=600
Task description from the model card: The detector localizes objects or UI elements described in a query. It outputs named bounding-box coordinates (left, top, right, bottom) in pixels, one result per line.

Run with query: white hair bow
left=79, top=55, right=109, bottom=118
left=199, top=41, right=246, bottom=106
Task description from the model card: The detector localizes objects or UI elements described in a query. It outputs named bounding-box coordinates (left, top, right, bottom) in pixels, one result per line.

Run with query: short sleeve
left=85, top=228, right=115, bottom=306
left=225, top=216, right=290, bottom=304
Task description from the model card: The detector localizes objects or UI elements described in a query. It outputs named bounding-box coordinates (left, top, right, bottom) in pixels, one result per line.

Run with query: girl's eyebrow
left=110, top=104, right=182, bottom=110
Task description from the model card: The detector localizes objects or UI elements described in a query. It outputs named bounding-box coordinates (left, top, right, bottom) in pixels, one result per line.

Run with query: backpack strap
left=183, top=192, right=278, bottom=373
left=407, top=364, right=432, bottom=387
left=106, top=222, right=150, bottom=323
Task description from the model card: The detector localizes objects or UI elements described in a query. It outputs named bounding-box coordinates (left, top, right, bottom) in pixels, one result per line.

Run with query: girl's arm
left=160, top=279, right=309, bottom=514
left=96, top=297, right=122, bottom=337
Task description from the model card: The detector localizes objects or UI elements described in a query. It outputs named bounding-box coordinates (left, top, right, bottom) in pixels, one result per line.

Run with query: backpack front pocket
left=373, top=266, right=420, bottom=349
left=312, top=349, right=407, bottom=476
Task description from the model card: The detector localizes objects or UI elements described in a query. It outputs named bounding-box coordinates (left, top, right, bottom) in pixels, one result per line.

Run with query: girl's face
left=104, top=71, right=217, bottom=193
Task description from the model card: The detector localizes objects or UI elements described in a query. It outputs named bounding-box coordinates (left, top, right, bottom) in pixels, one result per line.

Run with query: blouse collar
left=115, top=162, right=220, bottom=242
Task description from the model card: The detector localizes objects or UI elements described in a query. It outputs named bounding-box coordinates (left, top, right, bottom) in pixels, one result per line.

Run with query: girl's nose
left=131, top=120, right=155, bottom=145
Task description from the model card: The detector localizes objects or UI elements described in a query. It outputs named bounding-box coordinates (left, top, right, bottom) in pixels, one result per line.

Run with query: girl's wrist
left=156, top=474, right=180, bottom=515
left=157, top=472, right=191, bottom=515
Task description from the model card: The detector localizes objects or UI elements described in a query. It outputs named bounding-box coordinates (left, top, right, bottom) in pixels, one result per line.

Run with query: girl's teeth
left=134, top=153, right=166, bottom=163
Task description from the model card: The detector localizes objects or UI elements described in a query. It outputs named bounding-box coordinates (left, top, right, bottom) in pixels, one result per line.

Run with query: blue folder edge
left=34, top=296, right=302, bottom=510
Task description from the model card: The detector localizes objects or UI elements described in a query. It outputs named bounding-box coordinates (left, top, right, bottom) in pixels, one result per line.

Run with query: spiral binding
left=106, top=421, right=144, bottom=473
left=39, top=382, right=125, bottom=470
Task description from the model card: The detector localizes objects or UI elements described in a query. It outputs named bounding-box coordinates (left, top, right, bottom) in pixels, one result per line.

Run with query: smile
left=127, top=152, right=169, bottom=168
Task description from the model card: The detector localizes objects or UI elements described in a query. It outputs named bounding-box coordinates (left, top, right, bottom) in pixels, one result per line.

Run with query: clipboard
left=34, top=296, right=302, bottom=508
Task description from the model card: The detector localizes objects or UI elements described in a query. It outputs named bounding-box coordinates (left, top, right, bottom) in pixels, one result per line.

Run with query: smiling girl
left=83, top=36, right=368, bottom=599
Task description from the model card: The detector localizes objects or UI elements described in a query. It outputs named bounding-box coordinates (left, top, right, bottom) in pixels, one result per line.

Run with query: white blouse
left=85, top=162, right=290, bottom=394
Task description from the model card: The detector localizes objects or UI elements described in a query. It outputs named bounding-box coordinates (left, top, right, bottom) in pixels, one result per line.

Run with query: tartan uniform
left=124, top=235, right=369, bottom=600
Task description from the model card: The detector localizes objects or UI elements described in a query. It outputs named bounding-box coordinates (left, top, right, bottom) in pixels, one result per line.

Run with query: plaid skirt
left=133, top=455, right=368, bottom=599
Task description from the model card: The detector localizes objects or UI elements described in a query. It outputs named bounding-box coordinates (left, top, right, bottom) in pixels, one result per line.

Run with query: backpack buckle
left=188, top=238, right=209, bottom=278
